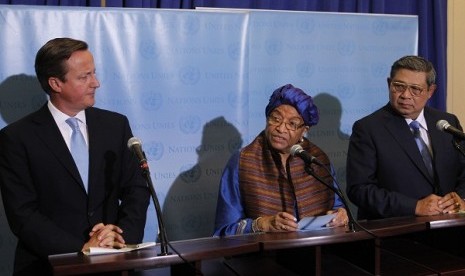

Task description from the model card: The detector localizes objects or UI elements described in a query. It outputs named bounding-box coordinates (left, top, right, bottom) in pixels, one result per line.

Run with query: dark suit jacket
left=0, top=104, right=150, bottom=275
left=346, top=104, right=465, bottom=220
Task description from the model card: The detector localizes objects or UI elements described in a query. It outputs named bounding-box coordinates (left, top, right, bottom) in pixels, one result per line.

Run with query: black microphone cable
left=291, top=144, right=378, bottom=238
left=128, top=137, right=205, bottom=275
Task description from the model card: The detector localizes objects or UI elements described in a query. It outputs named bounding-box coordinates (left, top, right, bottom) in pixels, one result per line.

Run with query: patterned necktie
left=66, top=117, right=89, bottom=193
left=410, top=120, right=434, bottom=178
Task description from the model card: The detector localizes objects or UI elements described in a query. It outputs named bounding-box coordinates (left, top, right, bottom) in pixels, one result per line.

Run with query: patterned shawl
left=238, top=132, right=334, bottom=220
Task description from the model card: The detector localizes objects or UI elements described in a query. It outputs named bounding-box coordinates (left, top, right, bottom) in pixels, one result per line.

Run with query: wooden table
left=49, top=213, right=465, bottom=275
left=49, top=236, right=260, bottom=275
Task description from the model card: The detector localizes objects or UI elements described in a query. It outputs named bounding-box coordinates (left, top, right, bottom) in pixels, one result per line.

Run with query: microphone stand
left=304, top=165, right=357, bottom=232
left=140, top=159, right=170, bottom=256
left=453, top=140, right=465, bottom=158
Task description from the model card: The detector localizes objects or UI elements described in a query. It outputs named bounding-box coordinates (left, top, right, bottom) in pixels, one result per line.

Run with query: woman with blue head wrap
left=214, top=84, right=348, bottom=236
left=265, top=83, right=320, bottom=127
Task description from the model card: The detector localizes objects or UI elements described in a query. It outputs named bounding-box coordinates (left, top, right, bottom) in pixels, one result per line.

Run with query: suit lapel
left=425, top=109, right=448, bottom=178
left=85, top=108, right=106, bottom=206
left=33, top=105, right=86, bottom=191
left=382, top=105, right=435, bottom=184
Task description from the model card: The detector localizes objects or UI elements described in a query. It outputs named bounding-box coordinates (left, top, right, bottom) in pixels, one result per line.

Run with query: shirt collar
left=47, top=100, right=87, bottom=125
left=406, top=109, right=428, bottom=130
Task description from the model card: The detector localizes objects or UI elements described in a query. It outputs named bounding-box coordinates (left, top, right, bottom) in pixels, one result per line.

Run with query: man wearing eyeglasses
left=213, top=84, right=348, bottom=237
left=347, top=55, right=465, bottom=220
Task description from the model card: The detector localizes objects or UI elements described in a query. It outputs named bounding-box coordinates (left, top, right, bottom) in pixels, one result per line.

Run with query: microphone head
left=290, top=144, right=303, bottom=156
left=436, top=120, right=450, bottom=131
left=127, top=137, right=142, bottom=149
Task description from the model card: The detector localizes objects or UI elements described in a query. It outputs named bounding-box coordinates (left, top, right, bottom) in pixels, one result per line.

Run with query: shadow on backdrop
left=0, top=74, right=46, bottom=124
left=306, top=93, right=356, bottom=216
left=0, top=74, right=47, bottom=275
left=162, top=116, right=243, bottom=241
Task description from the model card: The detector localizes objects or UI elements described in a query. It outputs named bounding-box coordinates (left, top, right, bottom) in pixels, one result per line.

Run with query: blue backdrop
left=0, top=0, right=446, bottom=110
left=0, top=6, right=417, bottom=274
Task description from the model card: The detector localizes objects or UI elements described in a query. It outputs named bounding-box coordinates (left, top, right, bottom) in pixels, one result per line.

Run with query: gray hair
left=390, top=55, right=436, bottom=86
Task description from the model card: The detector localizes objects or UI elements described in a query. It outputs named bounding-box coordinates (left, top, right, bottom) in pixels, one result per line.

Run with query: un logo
left=139, top=40, right=161, bottom=60
left=296, top=61, right=315, bottom=78
left=180, top=164, right=202, bottom=183
left=337, top=40, right=356, bottom=56
left=179, top=66, right=201, bottom=85
left=297, top=18, right=315, bottom=34
left=228, top=137, right=243, bottom=154
left=179, top=115, right=201, bottom=134
left=181, top=15, right=200, bottom=35
left=228, top=42, right=243, bottom=60
left=336, top=83, right=356, bottom=100
left=265, top=39, right=283, bottom=56
left=145, top=141, right=164, bottom=161
left=142, top=92, right=163, bottom=111
left=182, top=213, right=202, bottom=232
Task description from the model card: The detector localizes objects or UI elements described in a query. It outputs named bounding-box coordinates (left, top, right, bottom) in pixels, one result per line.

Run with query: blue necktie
left=66, top=117, right=89, bottom=193
left=410, top=120, right=434, bottom=178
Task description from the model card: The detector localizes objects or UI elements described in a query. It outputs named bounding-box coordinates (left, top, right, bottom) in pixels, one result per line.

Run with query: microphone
left=291, top=144, right=361, bottom=233
left=127, top=137, right=149, bottom=171
left=436, top=120, right=465, bottom=140
left=127, top=137, right=170, bottom=256
left=291, top=144, right=378, bottom=237
left=290, top=144, right=322, bottom=166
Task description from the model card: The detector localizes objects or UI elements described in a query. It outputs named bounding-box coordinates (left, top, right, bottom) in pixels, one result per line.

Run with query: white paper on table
left=83, top=241, right=156, bottom=256
left=297, top=214, right=337, bottom=231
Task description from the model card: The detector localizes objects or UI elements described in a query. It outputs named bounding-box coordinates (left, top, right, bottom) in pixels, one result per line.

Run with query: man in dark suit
left=347, top=55, right=465, bottom=220
left=0, top=38, right=150, bottom=275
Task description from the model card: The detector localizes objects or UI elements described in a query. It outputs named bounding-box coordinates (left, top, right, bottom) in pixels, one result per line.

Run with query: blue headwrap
left=265, top=84, right=319, bottom=126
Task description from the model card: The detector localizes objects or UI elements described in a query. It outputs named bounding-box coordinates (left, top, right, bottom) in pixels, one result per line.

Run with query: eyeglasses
left=390, top=81, right=426, bottom=97
left=267, top=114, right=305, bottom=131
